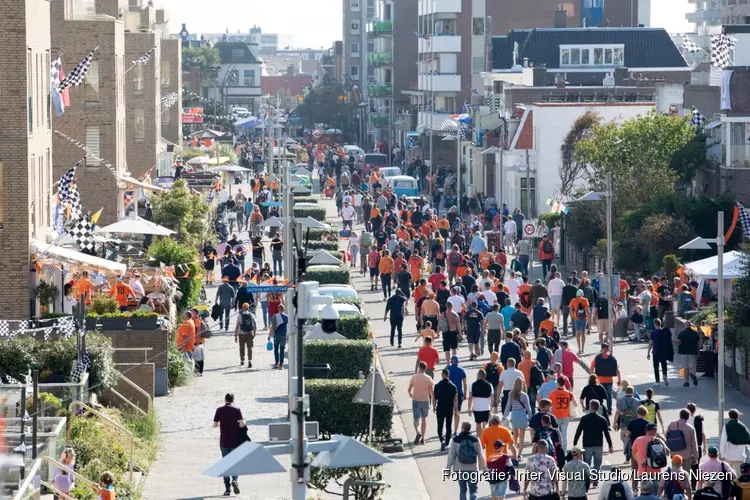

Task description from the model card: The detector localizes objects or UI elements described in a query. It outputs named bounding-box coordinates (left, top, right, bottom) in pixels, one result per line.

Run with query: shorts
left=682, top=354, right=698, bottom=374
left=467, top=330, right=480, bottom=345
left=423, top=315, right=438, bottom=330
left=369, top=267, right=379, bottom=278
left=443, top=331, right=459, bottom=352
left=597, top=318, right=610, bottom=334
left=489, top=481, right=508, bottom=497
left=457, top=394, right=464, bottom=411
left=412, top=400, right=430, bottom=420
left=425, top=368, right=435, bottom=379
left=549, top=295, right=562, bottom=310
left=573, top=319, right=587, bottom=332
left=473, top=410, right=490, bottom=424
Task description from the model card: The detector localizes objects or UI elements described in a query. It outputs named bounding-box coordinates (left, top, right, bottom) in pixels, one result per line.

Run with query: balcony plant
left=98, top=311, right=130, bottom=331
left=34, top=281, right=59, bottom=314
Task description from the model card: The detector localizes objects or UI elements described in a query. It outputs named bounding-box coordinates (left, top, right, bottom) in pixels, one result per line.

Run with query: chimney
left=614, top=67, right=628, bottom=85
left=554, top=6, right=567, bottom=28
left=533, top=66, right=548, bottom=86
left=523, top=57, right=529, bottom=68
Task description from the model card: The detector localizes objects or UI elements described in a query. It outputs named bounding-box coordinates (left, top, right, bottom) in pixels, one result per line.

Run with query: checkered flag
left=74, top=271, right=82, bottom=281
left=0, top=321, right=9, bottom=338
left=739, top=204, right=750, bottom=239
left=459, top=122, right=468, bottom=141
left=58, top=160, right=80, bottom=203
left=690, top=107, right=707, bottom=128
left=58, top=317, right=75, bottom=338
left=711, top=33, right=734, bottom=68
left=161, top=92, right=180, bottom=108
left=461, top=101, right=473, bottom=115
left=70, top=215, right=95, bottom=253
left=58, top=48, right=97, bottom=92
left=70, top=351, right=91, bottom=383
left=47, top=267, right=56, bottom=279
left=682, top=34, right=702, bottom=54
left=133, top=46, right=155, bottom=65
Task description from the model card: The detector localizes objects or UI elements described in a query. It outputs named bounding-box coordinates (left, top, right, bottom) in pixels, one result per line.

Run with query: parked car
left=380, top=167, right=402, bottom=185
left=317, top=285, right=359, bottom=301
left=362, top=153, right=387, bottom=170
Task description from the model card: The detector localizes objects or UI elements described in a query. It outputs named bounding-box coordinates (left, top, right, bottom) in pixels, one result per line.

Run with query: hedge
left=304, top=265, right=351, bottom=285
left=306, top=241, right=340, bottom=252
left=304, top=339, right=375, bottom=379
left=313, top=315, right=370, bottom=340
left=293, top=195, right=318, bottom=203
left=294, top=206, right=327, bottom=221
left=306, top=379, right=393, bottom=440
left=333, top=297, right=363, bottom=310
left=306, top=228, right=337, bottom=241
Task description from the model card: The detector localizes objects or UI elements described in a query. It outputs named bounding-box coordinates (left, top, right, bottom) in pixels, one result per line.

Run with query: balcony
left=370, top=113, right=390, bottom=127
left=418, top=0, right=461, bottom=16
left=367, top=52, right=393, bottom=66
left=367, top=21, right=393, bottom=36
left=727, top=145, right=750, bottom=168
left=418, top=35, right=462, bottom=54
left=685, top=8, right=722, bottom=22
left=368, top=83, right=393, bottom=96
left=417, top=111, right=453, bottom=130
left=418, top=74, right=461, bottom=93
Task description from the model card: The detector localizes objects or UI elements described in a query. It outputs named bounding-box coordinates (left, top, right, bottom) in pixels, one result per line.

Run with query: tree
left=149, top=179, right=211, bottom=247
left=295, top=78, right=354, bottom=132
left=182, top=45, right=221, bottom=89
left=636, top=214, right=696, bottom=256
left=559, top=111, right=600, bottom=195
left=670, top=131, right=709, bottom=185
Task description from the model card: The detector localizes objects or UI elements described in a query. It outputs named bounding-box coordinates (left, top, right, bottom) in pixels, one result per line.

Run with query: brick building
left=51, top=0, right=127, bottom=226
left=160, top=38, right=183, bottom=147
left=0, top=0, right=53, bottom=318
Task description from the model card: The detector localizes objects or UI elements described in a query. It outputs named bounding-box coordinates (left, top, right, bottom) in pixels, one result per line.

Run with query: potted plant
left=99, top=311, right=129, bottom=330
left=87, top=294, right=119, bottom=329
left=129, top=311, right=160, bottom=330
left=34, top=281, right=59, bottom=314
left=85, top=312, right=99, bottom=331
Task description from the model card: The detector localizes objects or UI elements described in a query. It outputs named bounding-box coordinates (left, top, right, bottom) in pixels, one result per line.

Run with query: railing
left=370, top=114, right=390, bottom=127
left=112, top=366, right=153, bottom=415
left=0, top=373, right=90, bottom=418
left=2, top=416, right=67, bottom=484
left=68, top=402, right=135, bottom=482
left=367, top=21, right=393, bottom=34
left=367, top=53, right=393, bottom=64
left=727, top=145, right=750, bottom=168
left=12, top=458, right=42, bottom=500
left=367, top=83, right=393, bottom=95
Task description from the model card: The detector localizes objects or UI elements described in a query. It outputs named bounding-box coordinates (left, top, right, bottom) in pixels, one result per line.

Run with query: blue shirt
left=385, top=294, right=407, bottom=319
left=470, top=235, right=486, bottom=254
left=244, top=200, right=254, bottom=216
left=447, top=364, right=467, bottom=396
left=501, top=305, right=516, bottom=330
left=538, top=380, right=558, bottom=400
left=273, top=313, right=288, bottom=336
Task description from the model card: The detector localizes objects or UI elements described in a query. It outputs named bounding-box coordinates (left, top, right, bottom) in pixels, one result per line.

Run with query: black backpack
left=576, top=300, right=586, bottom=317
left=608, top=481, right=627, bottom=500
left=450, top=252, right=461, bottom=267
left=484, top=363, right=500, bottom=386
left=542, top=239, right=553, bottom=254
left=239, top=311, right=256, bottom=333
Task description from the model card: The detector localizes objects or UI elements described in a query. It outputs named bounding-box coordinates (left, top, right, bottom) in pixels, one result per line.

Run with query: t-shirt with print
left=526, top=453, right=558, bottom=497
left=569, top=297, right=589, bottom=320
left=563, top=459, right=591, bottom=498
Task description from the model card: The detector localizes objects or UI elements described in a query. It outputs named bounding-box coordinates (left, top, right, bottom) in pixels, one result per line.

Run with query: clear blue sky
left=157, top=0, right=693, bottom=49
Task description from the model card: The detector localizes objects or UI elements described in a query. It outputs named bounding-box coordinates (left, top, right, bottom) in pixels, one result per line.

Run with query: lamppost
left=179, top=24, right=189, bottom=44
left=680, top=211, right=725, bottom=434
left=577, top=172, right=614, bottom=351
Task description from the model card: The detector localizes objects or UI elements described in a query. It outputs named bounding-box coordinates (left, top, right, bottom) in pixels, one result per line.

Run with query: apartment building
left=343, top=0, right=376, bottom=83
left=160, top=38, right=183, bottom=148
left=0, top=0, right=53, bottom=318
left=686, top=0, right=723, bottom=30
left=724, top=0, right=750, bottom=25
left=51, top=0, right=127, bottom=226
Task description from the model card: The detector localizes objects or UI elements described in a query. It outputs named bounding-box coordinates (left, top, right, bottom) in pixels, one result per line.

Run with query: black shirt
left=500, top=341, right=522, bottom=368
left=625, top=417, right=649, bottom=443
left=396, top=271, right=411, bottom=290
left=574, top=412, right=613, bottom=448
left=471, top=379, right=493, bottom=399
left=464, top=309, right=483, bottom=335
left=436, top=289, right=450, bottom=309
left=202, top=246, right=217, bottom=261
left=678, top=327, right=701, bottom=355
left=529, top=411, right=559, bottom=431
left=434, top=379, right=458, bottom=413
left=488, top=263, right=503, bottom=276
left=271, top=239, right=283, bottom=252
left=580, top=384, right=610, bottom=414
left=595, top=299, right=609, bottom=320
left=657, top=284, right=672, bottom=306
left=461, top=276, right=476, bottom=294
left=510, top=311, right=531, bottom=333
left=385, top=294, right=407, bottom=320
left=213, top=404, right=244, bottom=449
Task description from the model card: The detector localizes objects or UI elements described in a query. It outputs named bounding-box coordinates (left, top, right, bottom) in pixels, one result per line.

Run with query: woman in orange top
left=408, top=253, right=423, bottom=283
left=378, top=250, right=394, bottom=298
left=176, top=311, right=196, bottom=356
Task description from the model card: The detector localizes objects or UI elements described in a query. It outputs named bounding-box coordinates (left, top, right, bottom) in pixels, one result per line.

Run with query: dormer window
left=560, top=44, right=624, bottom=67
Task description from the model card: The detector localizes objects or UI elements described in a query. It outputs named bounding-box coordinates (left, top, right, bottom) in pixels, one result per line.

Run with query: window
left=350, top=0, right=360, bottom=11
left=134, top=109, right=145, bottom=141
left=560, top=44, right=624, bottom=67
left=472, top=56, right=484, bottom=76
left=520, top=177, right=537, bottom=218
left=133, top=62, right=143, bottom=93
left=161, top=61, right=170, bottom=86
left=472, top=17, right=485, bottom=36
left=593, top=48, right=603, bottom=65
left=350, top=42, right=359, bottom=57
left=162, top=106, right=171, bottom=125
left=243, top=69, right=255, bottom=86
left=350, top=66, right=359, bottom=79
left=231, top=49, right=245, bottom=62
left=27, top=50, right=33, bottom=134
left=351, top=20, right=360, bottom=33
left=571, top=48, right=580, bottom=65
left=612, top=47, right=624, bottom=65
left=85, top=126, right=100, bottom=167
left=367, top=41, right=375, bottom=53
left=261, top=35, right=277, bottom=44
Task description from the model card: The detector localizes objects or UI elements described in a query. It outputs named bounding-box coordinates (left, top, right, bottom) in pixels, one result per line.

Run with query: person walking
left=538, top=235, right=555, bottom=280
left=408, top=362, right=434, bottom=445
left=590, top=343, right=621, bottom=413
left=270, top=234, right=283, bottom=277
left=677, top=321, right=701, bottom=387
left=434, top=368, right=459, bottom=452
left=573, top=400, right=613, bottom=474
left=666, top=409, right=700, bottom=473
left=215, top=277, right=236, bottom=332
left=378, top=249, right=394, bottom=299
left=176, top=311, right=196, bottom=362
left=720, top=408, right=750, bottom=471
left=503, top=377, right=532, bottom=457
left=728, top=463, right=750, bottom=500
left=549, top=376, right=576, bottom=451
left=523, top=439, right=559, bottom=500
left=442, top=301, right=462, bottom=362
left=468, top=369, right=494, bottom=434
left=384, top=288, right=407, bottom=347
left=416, top=336, right=440, bottom=378
left=268, top=304, right=288, bottom=370
left=580, top=374, right=610, bottom=420
left=464, top=301, right=485, bottom=361
left=569, top=289, right=590, bottom=354
left=648, top=318, right=674, bottom=386
left=234, top=303, right=257, bottom=368
left=697, top=446, right=736, bottom=499
left=213, top=393, right=246, bottom=496
left=447, top=421, right=487, bottom=500
left=561, top=446, right=592, bottom=500
left=485, top=303, right=505, bottom=354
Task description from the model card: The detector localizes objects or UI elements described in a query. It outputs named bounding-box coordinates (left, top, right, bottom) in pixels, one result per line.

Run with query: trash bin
left=303, top=363, right=331, bottom=379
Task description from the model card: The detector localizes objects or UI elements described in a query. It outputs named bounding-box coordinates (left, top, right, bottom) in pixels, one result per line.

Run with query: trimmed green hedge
left=304, top=265, right=351, bottom=285
left=306, top=241, right=340, bottom=252
left=306, top=379, right=393, bottom=440
left=306, top=228, right=337, bottom=241
left=313, top=315, right=370, bottom=340
left=294, top=206, right=327, bottom=221
left=304, top=339, right=375, bottom=379
left=293, top=195, right=318, bottom=203
left=333, top=297, right=363, bottom=310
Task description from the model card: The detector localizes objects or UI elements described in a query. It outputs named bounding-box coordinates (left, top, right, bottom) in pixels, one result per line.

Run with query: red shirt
left=560, top=349, right=580, bottom=379
left=417, top=345, right=440, bottom=370
left=428, top=273, right=447, bottom=292
left=393, top=257, right=407, bottom=275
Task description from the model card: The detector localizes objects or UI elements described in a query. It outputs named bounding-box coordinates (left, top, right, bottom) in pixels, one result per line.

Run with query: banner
left=182, top=107, right=203, bottom=124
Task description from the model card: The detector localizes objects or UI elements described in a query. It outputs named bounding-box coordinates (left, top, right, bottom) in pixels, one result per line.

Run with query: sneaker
left=231, top=480, right=240, bottom=494
left=665, top=378, right=669, bottom=387
left=692, top=374, right=698, bottom=386
left=240, top=360, right=244, bottom=366
left=656, top=381, right=661, bottom=387
left=420, top=437, right=425, bottom=445
left=683, top=382, right=690, bottom=387
left=414, top=433, right=421, bottom=445
left=440, top=443, right=446, bottom=452
left=398, top=344, right=402, bottom=348
left=248, top=361, right=252, bottom=368
left=223, top=490, right=231, bottom=496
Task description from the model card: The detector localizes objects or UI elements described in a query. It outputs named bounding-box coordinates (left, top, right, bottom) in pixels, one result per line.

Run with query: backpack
left=537, top=347, right=551, bottom=370
left=620, top=398, right=638, bottom=427
left=450, top=252, right=461, bottom=267
left=361, top=232, right=373, bottom=248
left=642, top=399, right=657, bottom=424
left=239, top=311, right=256, bottom=333
left=732, top=480, right=750, bottom=500
left=666, top=422, right=687, bottom=452
left=457, top=436, right=478, bottom=464
left=519, top=290, right=532, bottom=309
left=646, top=438, right=668, bottom=469
left=576, top=300, right=586, bottom=318
left=537, top=428, right=556, bottom=459
left=530, top=363, right=544, bottom=390
left=542, top=239, right=553, bottom=254
left=608, top=481, right=627, bottom=500
left=664, top=469, right=684, bottom=500
left=484, top=363, right=500, bottom=387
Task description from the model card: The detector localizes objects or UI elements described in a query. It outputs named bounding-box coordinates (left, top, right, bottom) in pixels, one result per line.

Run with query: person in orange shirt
left=75, top=271, right=97, bottom=305
left=568, top=289, right=590, bottom=353
left=408, top=252, right=423, bottom=284
left=397, top=226, right=410, bottom=241
left=517, top=350, right=535, bottom=384
left=590, top=343, right=621, bottom=412
left=437, top=216, right=450, bottom=238
left=538, top=312, right=555, bottom=340
left=517, top=278, right=533, bottom=316
left=456, top=261, right=469, bottom=280
left=370, top=206, right=380, bottom=220
left=548, top=377, right=576, bottom=450
left=175, top=311, right=196, bottom=358
left=378, top=249, right=394, bottom=298
left=109, top=276, right=134, bottom=312
left=478, top=250, right=493, bottom=270
left=191, top=309, right=206, bottom=375
left=480, top=414, right=517, bottom=462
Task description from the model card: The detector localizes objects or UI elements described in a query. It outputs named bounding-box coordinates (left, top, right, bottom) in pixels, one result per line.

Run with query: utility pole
left=525, top=148, right=531, bottom=217
left=428, top=9, right=434, bottom=194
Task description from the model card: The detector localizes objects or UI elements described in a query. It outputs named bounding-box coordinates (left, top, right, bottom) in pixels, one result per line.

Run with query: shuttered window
left=472, top=57, right=484, bottom=76
left=85, top=126, right=100, bottom=167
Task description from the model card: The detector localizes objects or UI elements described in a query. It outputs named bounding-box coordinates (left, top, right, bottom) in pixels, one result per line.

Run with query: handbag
left=239, top=425, right=250, bottom=444
left=568, top=398, right=580, bottom=419
left=266, top=340, right=274, bottom=351
left=438, top=315, right=449, bottom=333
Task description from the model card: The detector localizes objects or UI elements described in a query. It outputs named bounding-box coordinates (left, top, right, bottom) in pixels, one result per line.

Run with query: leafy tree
left=669, top=131, right=709, bottom=185
left=149, top=179, right=211, bottom=247
left=146, top=238, right=202, bottom=311
left=182, top=45, right=221, bottom=89
left=295, top=77, right=354, bottom=132
left=636, top=214, right=696, bottom=255
left=559, top=111, right=600, bottom=195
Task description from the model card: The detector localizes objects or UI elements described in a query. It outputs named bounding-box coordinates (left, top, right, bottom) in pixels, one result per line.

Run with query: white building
left=208, top=42, right=263, bottom=114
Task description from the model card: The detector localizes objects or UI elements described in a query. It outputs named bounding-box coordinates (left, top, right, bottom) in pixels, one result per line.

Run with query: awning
left=160, top=137, right=183, bottom=150
left=118, top=175, right=165, bottom=192
left=30, top=239, right=126, bottom=274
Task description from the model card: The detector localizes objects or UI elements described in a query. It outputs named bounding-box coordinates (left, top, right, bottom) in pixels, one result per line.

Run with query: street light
left=179, top=23, right=189, bottom=43
left=679, top=211, right=725, bottom=435
left=576, top=172, right=614, bottom=352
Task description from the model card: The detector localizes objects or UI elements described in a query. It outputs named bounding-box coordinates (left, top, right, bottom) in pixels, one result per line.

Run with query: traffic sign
left=523, top=221, right=537, bottom=238
left=353, top=371, right=392, bottom=406
left=312, top=129, right=322, bottom=138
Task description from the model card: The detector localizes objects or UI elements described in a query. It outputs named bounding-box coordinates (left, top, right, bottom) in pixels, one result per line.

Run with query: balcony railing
left=367, top=21, right=393, bottom=35
left=370, top=113, right=390, bottom=127
left=367, top=53, right=393, bottom=65
left=727, top=145, right=750, bottom=167
left=368, top=83, right=393, bottom=95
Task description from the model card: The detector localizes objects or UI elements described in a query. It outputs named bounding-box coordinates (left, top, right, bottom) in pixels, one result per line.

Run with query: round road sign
left=312, top=129, right=322, bottom=138
left=523, top=222, right=536, bottom=237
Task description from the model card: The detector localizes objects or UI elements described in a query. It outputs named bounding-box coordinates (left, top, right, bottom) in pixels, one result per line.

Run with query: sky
left=156, top=0, right=692, bottom=49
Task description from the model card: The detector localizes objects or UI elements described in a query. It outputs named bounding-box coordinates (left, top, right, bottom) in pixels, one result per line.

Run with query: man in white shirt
left=496, top=358, right=525, bottom=413
left=447, top=287, right=465, bottom=312
left=354, top=192, right=364, bottom=220
left=341, top=201, right=356, bottom=231
left=507, top=272, right=522, bottom=304
left=482, top=283, right=498, bottom=307
left=477, top=270, right=493, bottom=291
left=503, top=219, right=517, bottom=252
left=548, top=272, right=566, bottom=326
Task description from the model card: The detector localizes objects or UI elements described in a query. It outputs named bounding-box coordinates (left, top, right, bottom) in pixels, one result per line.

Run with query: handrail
left=68, top=402, right=134, bottom=483
left=43, top=455, right=98, bottom=490
left=12, top=458, right=42, bottom=500
left=40, top=480, right=74, bottom=500
left=114, top=347, right=154, bottom=362
left=109, top=387, right=148, bottom=416
left=114, top=368, right=153, bottom=413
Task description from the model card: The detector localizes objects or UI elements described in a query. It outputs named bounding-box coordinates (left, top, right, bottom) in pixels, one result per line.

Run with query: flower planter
left=129, top=317, right=159, bottom=330
left=99, top=318, right=129, bottom=330
left=41, top=372, right=68, bottom=384
left=85, top=317, right=99, bottom=330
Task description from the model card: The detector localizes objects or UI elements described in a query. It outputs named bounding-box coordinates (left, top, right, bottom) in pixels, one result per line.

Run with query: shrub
left=306, top=379, right=393, bottom=440
left=167, top=343, right=192, bottom=388
left=306, top=240, right=340, bottom=252
left=91, top=294, right=118, bottom=315
left=313, top=316, right=370, bottom=340
left=0, top=337, right=34, bottom=383
left=304, top=340, right=375, bottom=379
left=68, top=415, right=130, bottom=480
left=304, top=265, right=350, bottom=285
left=148, top=238, right=202, bottom=311
left=305, top=228, right=336, bottom=241
left=293, top=195, right=318, bottom=203
left=538, top=213, right=562, bottom=228
left=294, top=206, right=327, bottom=221
left=25, top=392, right=63, bottom=416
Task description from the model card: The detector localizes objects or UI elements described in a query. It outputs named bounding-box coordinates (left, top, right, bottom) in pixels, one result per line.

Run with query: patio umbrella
left=187, top=156, right=210, bottom=165
left=259, top=216, right=284, bottom=228
left=96, top=217, right=175, bottom=236
left=207, top=165, right=252, bottom=173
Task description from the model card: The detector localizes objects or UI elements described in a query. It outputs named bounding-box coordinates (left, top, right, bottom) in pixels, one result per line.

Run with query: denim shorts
left=412, top=400, right=430, bottom=420
left=573, top=319, right=587, bottom=332
left=490, top=481, right=508, bottom=497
